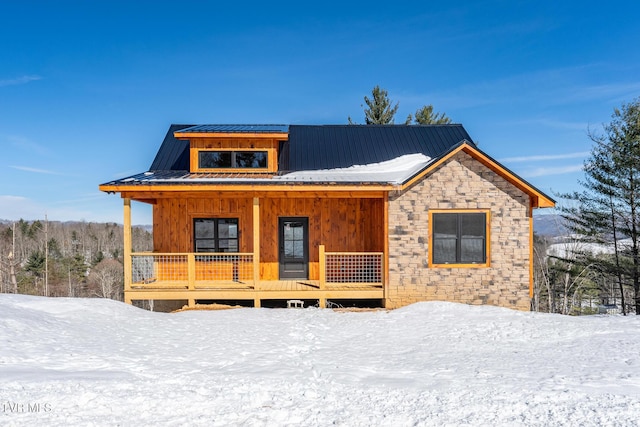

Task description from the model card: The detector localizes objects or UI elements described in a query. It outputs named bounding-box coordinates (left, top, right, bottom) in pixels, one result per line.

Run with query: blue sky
left=1, top=0, right=639, bottom=225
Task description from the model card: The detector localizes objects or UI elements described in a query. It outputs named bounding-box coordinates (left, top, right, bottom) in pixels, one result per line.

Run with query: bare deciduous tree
left=88, top=259, right=124, bottom=300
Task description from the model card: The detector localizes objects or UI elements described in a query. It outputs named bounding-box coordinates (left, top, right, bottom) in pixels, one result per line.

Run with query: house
left=99, top=124, right=554, bottom=310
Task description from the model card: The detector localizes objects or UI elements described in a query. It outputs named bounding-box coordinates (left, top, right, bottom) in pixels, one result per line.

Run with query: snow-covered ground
left=1, top=295, right=639, bottom=426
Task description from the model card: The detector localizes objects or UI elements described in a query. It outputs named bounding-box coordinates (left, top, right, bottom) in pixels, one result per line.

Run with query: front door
left=278, top=217, right=309, bottom=279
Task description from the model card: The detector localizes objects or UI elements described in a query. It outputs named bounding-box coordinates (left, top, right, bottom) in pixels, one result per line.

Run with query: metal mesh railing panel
left=325, top=253, right=382, bottom=283
left=132, top=254, right=188, bottom=283
left=195, top=254, right=254, bottom=282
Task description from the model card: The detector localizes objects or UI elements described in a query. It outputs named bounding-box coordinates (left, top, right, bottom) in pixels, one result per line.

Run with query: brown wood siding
left=259, top=198, right=383, bottom=281
left=153, top=197, right=254, bottom=253
left=190, top=137, right=280, bottom=149
left=152, top=195, right=384, bottom=281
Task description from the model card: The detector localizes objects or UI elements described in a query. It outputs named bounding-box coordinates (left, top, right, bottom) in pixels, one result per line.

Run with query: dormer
left=174, top=125, right=289, bottom=174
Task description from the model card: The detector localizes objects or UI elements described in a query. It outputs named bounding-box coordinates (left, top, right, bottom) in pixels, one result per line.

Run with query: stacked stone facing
left=386, top=151, right=532, bottom=311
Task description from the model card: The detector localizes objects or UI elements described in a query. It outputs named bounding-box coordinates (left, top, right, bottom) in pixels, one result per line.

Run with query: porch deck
left=126, top=249, right=385, bottom=307
left=127, top=280, right=383, bottom=306
left=131, top=279, right=382, bottom=292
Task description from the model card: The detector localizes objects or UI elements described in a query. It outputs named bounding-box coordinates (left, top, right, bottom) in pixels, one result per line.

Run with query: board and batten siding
left=386, top=150, right=532, bottom=311
left=152, top=195, right=384, bottom=281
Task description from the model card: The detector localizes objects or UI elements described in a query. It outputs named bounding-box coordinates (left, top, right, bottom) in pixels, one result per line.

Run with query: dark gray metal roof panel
left=149, top=124, right=193, bottom=171
left=284, top=124, right=474, bottom=171
left=147, top=123, right=474, bottom=173
left=177, top=124, right=289, bottom=133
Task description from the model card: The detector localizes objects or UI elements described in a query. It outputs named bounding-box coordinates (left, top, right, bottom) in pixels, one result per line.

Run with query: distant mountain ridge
left=534, top=214, right=568, bottom=237
left=3, top=217, right=560, bottom=237
left=0, top=219, right=151, bottom=231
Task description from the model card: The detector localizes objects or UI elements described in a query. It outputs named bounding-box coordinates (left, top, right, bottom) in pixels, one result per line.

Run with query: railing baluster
left=188, top=253, right=195, bottom=290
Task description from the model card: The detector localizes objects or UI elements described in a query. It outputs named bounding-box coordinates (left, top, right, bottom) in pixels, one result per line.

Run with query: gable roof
left=100, top=123, right=554, bottom=208
left=405, top=141, right=555, bottom=208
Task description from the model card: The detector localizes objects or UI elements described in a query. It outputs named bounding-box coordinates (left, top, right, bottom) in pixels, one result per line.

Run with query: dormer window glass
left=199, top=151, right=268, bottom=169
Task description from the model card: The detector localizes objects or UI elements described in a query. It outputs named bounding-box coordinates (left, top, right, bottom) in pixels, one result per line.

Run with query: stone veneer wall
left=386, top=151, right=532, bottom=311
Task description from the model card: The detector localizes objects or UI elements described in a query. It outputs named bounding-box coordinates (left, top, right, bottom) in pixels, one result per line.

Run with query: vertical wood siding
left=152, top=196, right=384, bottom=281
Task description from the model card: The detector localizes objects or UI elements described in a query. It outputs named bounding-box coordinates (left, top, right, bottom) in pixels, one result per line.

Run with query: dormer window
left=184, top=132, right=283, bottom=173
left=198, top=150, right=268, bottom=170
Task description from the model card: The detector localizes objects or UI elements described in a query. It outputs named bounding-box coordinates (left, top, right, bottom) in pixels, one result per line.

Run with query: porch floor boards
left=127, top=279, right=384, bottom=303
left=131, top=280, right=382, bottom=292
left=259, top=280, right=321, bottom=291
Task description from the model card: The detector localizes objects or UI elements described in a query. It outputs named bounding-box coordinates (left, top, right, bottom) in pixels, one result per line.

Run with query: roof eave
left=399, top=141, right=556, bottom=209
left=99, top=182, right=395, bottom=194
left=174, top=132, right=289, bottom=140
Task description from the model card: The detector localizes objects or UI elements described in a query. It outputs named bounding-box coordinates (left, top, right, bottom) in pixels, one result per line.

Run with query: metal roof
left=283, top=124, right=473, bottom=171
left=101, top=124, right=555, bottom=207
left=149, top=124, right=193, bottom=171
left=176, top=124, right=289, bottom=134
left=150, top=123, right=474, bottom=173
left=101, top=153, right=434, bottom=187
left=100, top=170, right=391, bottom=186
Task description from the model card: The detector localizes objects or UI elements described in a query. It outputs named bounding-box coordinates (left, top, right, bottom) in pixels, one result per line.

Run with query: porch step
left=287, top=299, right=304, bottom=309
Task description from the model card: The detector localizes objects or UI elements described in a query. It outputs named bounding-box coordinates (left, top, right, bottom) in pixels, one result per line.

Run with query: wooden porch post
left=319, top=244, right=326, bottom=290
left=529, top=199, right=534, bottom=299
left=187, top=254, right=196, bottom=293
left=383, top=193, right=389, bottom=306
left=123, top=198, right=132, bottom=304
left=253, top=197, right=261, bottom=307
left=318, top=244, right=326, bottom=309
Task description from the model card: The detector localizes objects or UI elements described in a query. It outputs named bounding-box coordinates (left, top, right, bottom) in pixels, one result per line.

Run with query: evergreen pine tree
left=360, top=85, right=399, bottom=124
left=349, top=86, right=452, bottom=125
left=561, top=98, right=640, bottom=314
left=411, top=105, right=452, bottom=124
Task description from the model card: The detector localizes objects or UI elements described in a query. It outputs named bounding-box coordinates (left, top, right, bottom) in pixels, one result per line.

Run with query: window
left=194, top=218, right=239, bottom=253
left=430, top=211, right=488, bottom=266
left=198, top=151, right=268, bottom=169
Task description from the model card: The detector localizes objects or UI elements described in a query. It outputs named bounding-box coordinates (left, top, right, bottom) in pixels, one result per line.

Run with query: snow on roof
left=106, top=153, right=433, bottom=185
left=276, top=153, right=432, bottom=184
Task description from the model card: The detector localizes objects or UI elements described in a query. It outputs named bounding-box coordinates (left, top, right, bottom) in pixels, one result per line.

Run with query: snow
left=1, top=295, right=640, bottom=426
left=548, top=238, right=633, bottom=259
left=147, top=153, right=433, bottom=185
left=275, top=153, right=432, bottom=184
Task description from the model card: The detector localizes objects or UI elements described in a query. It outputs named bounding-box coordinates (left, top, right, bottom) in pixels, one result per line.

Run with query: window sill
left=429, top=263, right=490, bottom=268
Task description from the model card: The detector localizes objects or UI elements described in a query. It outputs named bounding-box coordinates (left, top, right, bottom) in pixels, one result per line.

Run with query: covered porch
left=126, top=249, right=384, bottom=307
left=121, top=191, right=389, bottom=308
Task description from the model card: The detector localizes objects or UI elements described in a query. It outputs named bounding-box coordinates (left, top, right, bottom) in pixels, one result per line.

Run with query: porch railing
left=319, top=245, right=383, bottom=287
left=128, top=248, right=383, bottom=291
left=130, top=252, right=255, bottom=289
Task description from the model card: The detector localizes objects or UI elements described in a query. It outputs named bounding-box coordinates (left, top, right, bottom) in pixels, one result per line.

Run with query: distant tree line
left=0, top=219, right=152, bottom=301
left=532, top=232, right=634, bottom=315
